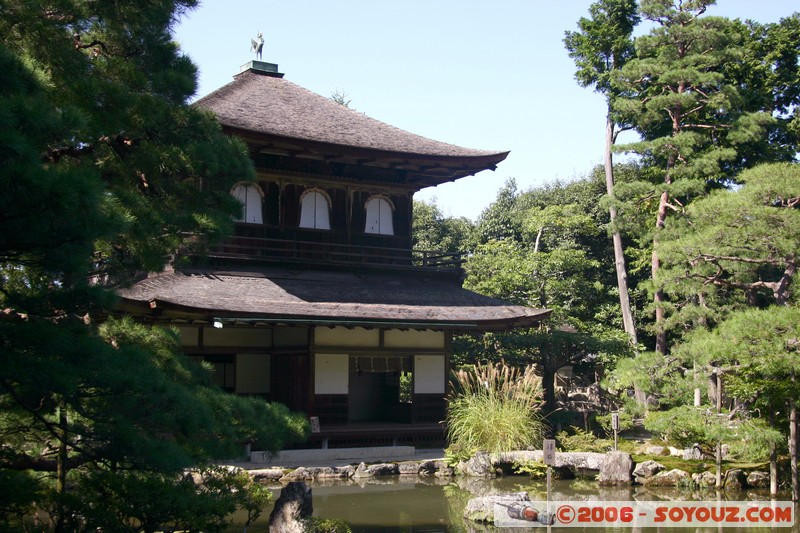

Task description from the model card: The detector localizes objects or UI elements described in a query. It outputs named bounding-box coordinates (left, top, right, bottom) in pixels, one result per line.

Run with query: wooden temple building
left=117, top=60, right=549, bottom=448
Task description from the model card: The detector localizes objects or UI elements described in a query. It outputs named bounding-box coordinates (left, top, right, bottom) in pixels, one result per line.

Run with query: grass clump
left=445, top=362, right=545, bottom=458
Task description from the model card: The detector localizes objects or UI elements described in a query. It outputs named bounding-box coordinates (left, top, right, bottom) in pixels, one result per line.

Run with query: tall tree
left=473, top=178, right=523, bottom=245
left=657, top=162, right=799, bottom=320
left=460, top=178, right=630, bottom=413
left=612, top=0, right=775, bottom=355
left=564, top=0, right=640, bottom=346
left=0, top=0, right=307, bottom=528
left=412, top=199, right=475, bottom=254
left=676, top=306, right=800, bottom=500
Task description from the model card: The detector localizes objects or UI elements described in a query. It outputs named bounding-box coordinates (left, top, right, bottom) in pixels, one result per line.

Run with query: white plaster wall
left=314, top=326, right=380, bottom=347
left=314, top=353, right=349, bottom=394
left=236, top=353, right=271, bottom=394
left=414, top=355, right=445, bottom=394
left=384, top=329, right=445, bottom=349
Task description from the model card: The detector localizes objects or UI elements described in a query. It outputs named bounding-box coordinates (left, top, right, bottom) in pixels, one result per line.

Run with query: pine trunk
left=770, top=411, right=778, bottom=498
left=604, top=117, right=637, bottom=346
left=652, top=190, right=670, bottom=355
left=791, top=395, right=798, bottom=502
left=54, top=406, right=68, bottom=533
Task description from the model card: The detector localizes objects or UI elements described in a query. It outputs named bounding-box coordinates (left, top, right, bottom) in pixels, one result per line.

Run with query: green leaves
left=0, top=1, right=300, bottom=527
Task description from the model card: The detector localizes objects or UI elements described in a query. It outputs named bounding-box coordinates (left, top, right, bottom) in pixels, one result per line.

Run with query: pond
left=227, top=476, right=798, bottom=532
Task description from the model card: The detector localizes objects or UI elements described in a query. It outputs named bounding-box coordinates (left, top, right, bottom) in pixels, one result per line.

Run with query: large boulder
left=723, top=469, right=747, bottom=491
left=418, top=459, right=439, bottom=476
left=248, top=467, right=284, bottom=483
left=692, top=471, right=717, bottom=487
left=682, top=445, right=703, bottom=460
left=747, top=471, right=770, bottom=488
left=281, top=466, right=354, bottom=481
left=398, top=461, right=420, bottom=475
left=353, top=462, right=399, bottom=479
left=459, top=451, right=495, bottom=478
left=490, top=451, right=605, bottom=477
left=641, top=468, right=691, bottom=487
left=598, top=452, right=633, bottom=486
left=268, top=481, right=312, bottom=533
left=633, top=460, right=665, bottom=482
left=463, top=492, right=529, bottom=523
left=645, top=445, right=669, bottom=456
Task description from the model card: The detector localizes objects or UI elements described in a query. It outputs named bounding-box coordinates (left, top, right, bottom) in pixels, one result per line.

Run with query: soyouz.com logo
left=493, top=500, right=795, bottom=528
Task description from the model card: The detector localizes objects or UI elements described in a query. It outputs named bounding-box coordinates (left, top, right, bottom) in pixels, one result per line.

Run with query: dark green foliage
left=68, top=466, right=271, bottom=533
left=564, top=0, right=639, bottom=95
left=455, top=176, right=632, bottom=414
left=412, top=199, right=475, bottom=253
left=473, top=179, right=524, bottom=245
left=0, top=0, right=307, bottom=528
left=305, top=517, right=353, bottom=533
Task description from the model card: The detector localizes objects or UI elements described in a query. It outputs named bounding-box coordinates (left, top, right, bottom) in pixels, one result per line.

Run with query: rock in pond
left=268, top=481, right=312, bottom=533
left=459, top=451, right=494, bottom=478
left=746, top=470, right=770, bottom=488
left=281, top=466, right=354, bottom=481
left=490, top=450, right=605, bottom=477
left=641, top=468, right=691, bottom=487
left=633, top=460, right=665, bottom=482
left=692, top=471, right=716, bottom=487
left=599, top=452, right=633, bottom=486
left=249, top=467, right=284, bottom=482
left=723, top=469, right=747, bottom=491
left=353, top=461, right=399, bottom=478
left=464, top=491, right=529, bottom=523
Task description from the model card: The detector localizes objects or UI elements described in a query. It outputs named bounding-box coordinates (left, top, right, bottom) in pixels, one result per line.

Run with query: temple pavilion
left=117, top=60, right=549, bottom=448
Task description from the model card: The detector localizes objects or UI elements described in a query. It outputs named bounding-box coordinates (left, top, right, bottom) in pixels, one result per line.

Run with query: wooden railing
left=208, top=235, right=465, bottom=272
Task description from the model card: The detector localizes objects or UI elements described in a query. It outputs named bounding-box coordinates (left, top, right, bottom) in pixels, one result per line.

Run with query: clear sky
left=174, top=1, right=797, bottom=221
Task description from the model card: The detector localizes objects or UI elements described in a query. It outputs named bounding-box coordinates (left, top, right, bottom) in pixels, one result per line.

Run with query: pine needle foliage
left=446, top=363, right=545, bottom=457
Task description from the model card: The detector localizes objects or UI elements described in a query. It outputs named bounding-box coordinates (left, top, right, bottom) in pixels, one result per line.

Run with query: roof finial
left=250, top=31, right=264, bottom=61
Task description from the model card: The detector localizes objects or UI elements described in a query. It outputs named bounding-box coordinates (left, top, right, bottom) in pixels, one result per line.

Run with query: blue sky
left=174, top=1, right=797, bottom=221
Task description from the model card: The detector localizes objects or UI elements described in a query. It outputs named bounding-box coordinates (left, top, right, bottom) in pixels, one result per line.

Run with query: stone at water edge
left=460, top=451, right=494, bottom=478
left=632, top=460, right=665, bottom=481
left=463, top=492, right=530, bottom=523
left=723, top=469, right=748, bottom=491
left=692, top=471, right=716, bottom=487
left=599, top=451, right=633, bottom=486
left=746, top=471, right=770, bottom=488
left=268, top=481, right=312, bottom=533
left=641, top=468, right=691, bottom=487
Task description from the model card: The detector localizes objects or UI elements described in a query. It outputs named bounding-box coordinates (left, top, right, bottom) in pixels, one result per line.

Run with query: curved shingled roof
left=117, top=268, right=549, bottom=331
left=196, top=66, right=508, bottom=162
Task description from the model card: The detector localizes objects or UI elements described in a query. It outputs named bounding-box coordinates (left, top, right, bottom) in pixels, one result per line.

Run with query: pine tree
left=0, top=1, right=307, bottom=528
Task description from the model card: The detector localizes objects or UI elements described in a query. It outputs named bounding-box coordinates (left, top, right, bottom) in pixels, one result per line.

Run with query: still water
left=229, top=476, right=798, bottom=532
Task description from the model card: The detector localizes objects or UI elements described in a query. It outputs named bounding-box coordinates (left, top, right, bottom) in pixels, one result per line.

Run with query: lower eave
left=115, top=268, right=549, bottom=332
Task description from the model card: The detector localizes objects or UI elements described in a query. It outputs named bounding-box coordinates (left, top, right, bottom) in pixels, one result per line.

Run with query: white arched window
left=299, top=188, right=331, bottom=230
left=231, top=182, right=264, bottom=224
left=364, top=195, right=394, bottom=235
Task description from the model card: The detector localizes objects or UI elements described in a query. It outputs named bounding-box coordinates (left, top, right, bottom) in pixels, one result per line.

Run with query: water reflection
left=228, top=476, right=797, bottom=532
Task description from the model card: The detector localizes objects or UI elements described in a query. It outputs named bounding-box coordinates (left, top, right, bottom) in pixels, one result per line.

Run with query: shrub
left=512, top=460, right=548, bottom=479
left=596, top=411, right=635, bottom=436
left=557, top=427, right=610, bottom=453
left=445, top=362, right=545, bottom=457
left=305, top=517, right=353, bottom=532
left=556, top=426, right=636, bottom=453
